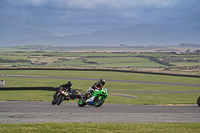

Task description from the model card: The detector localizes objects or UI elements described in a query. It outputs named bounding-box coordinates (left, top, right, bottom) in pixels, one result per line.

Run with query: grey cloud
left=6, top=0, right=176, bottom=9
left=1, top=0, right=200, bottom=35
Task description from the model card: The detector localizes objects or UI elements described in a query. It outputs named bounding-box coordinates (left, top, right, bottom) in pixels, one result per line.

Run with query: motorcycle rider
left=55, top=81, right=72, bottom=100
left=86, top=79, right=106, bottom=103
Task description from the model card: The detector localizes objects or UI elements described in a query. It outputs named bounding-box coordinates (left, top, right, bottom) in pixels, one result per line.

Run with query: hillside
left=1, top=24, right=200, bottom=46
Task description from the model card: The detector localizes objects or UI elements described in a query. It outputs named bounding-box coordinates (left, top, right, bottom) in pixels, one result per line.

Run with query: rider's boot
left=66, top=95, right=70, bottom=100
left=86, top=96, right=95, bottom=104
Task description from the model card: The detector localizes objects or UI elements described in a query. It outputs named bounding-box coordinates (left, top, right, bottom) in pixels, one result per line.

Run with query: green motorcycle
left=78, top=87, right=108, bottom=107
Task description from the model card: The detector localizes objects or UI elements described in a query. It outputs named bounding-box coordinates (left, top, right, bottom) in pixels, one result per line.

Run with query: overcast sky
left=1, top=0, right=200, bottom=36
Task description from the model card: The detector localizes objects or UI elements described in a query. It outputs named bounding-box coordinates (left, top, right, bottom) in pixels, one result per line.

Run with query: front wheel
left=94, top=96, right=105, bottom=107
left=78, top=97, right=86, bottom=107
left=57, top=95, right=64, bottom=105
left=51, top=93, right=57, bottom=105
left=51, top=100, right=56, bottom=105
left=197, top=96, right=200, bottom=107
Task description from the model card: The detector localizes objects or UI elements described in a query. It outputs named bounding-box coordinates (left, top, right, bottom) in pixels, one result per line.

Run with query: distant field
left=82, top=62, right=165, bottom=68
left=47, top=59, right=86, bottom=66
left=0, top=51, right=167, bottom=68
left=171, top=62, right=200, bottom=66
left=86, top=57, right=150, bottom=63
left=0, top=55, right=29, bottom=60
left=0, top=45, right=200, bottom=76
left=0, top=51, right=199, bottom=68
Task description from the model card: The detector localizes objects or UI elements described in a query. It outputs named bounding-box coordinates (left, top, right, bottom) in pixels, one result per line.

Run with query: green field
left=0, top=52, right=166, bottom=68
left=0, top=70, right=199, bottom=105
left=1, top=70, right=200, bottom=84
left=83, top=57, right=166, bottom=68
left=0, top=50, right=199, bottom=71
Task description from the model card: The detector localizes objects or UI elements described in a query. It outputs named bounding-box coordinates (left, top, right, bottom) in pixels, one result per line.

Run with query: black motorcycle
left=197, top=96, right=200, bottom=107
left=52, top=86, right=70, bottom=105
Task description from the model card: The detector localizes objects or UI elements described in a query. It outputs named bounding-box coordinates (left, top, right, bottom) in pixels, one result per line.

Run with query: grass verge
left=0, top=123, right=200, bottom=133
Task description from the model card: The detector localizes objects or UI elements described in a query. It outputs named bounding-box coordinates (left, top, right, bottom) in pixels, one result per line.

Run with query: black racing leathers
left=56, top=84, right=72, bottom=94
left=91, top=81, right=103, bottom=91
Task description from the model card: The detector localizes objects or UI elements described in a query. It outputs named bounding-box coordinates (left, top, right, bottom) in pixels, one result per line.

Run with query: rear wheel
left=197, top=96, right=200, bottom=107
left=78, top=97, right=86, bottom=107
left=94, top=96, right=105, bottom=107
left=57, top=95, right=64, bottom=105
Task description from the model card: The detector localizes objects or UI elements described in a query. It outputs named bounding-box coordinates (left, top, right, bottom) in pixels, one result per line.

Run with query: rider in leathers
left=86, top=79, right=106, bottom=103
left=56, top=81, right=72, bottom=100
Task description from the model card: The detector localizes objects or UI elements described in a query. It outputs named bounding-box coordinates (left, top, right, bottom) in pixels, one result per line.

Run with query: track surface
left=0, top=101, right=200, bottom=123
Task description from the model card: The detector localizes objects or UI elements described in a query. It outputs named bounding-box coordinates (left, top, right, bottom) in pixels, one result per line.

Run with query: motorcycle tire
left=94, top=96, right=105, bottom=107
left=51, top=100, right=56, bottom=105
left=197, top=96, right=200, bottom=107
left=78, top=97, right=86, bottom=107
left=57, top=95, right=64, bottom=105
left=51, top=93, right=57, bottom=105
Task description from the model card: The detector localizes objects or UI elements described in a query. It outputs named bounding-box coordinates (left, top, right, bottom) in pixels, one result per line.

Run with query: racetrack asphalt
left=0, top=101, right=200, bottom=123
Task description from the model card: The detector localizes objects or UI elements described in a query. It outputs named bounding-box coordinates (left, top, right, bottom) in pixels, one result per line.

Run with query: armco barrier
left=0, top=87, right=81, bottom=99
left=0, top=87, right=57, bottom=91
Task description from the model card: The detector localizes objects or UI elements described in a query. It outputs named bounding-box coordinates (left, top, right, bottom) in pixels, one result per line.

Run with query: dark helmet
left=99, top=79, right=105, bottom=86
left=67, top=81, right=72, bottom=87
